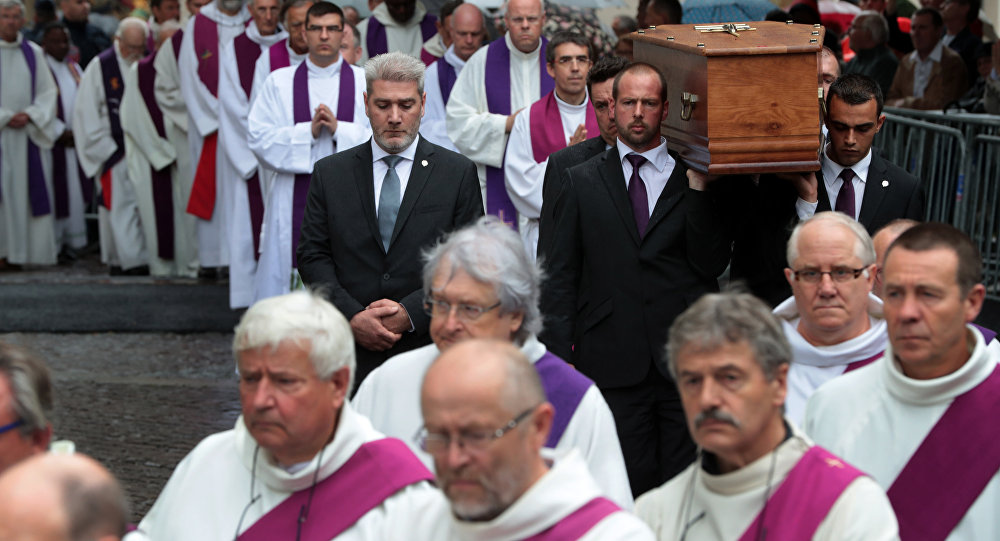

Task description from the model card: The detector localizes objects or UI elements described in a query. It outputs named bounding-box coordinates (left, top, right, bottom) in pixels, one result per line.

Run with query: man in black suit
left=297, top=51, right=483, bottom=388
left=537, top=55, right=627, bottom=261
left=731, top=73, right=925, bottom=306
left=540, top=63, right=735, bottom=496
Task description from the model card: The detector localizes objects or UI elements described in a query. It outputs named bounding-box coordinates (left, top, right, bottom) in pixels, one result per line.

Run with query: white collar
left=371, top=134, right=421, bottom=164
left=372, top=0, right=427, bottom=28
left=910, top=40, right=944, bottom=63
left=443, top=44, right=467, bottom=71
left=504, top=32, right=542, bottom=60
left=199, top=1, right=251, bottom=26
left=246, top=20, right=287, bottom=47
left=823, top=144, right=873, bottom=184
left=306, top=56, right=342, bottom=77
left=774, top=294, right=888, bottom=367
left=555, top=88, right=589, bottom=110
left=883, top=324, right=994, bottom=405
left=617, top=136, right=671, bottom=174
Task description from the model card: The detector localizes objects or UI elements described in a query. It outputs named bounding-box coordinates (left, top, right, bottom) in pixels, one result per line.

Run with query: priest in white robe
left=445, top=0, right=552, bottom=225
left=177, top=0, right=251, bottom=272
left=73, top=18, right=150, bottom=273
left=0, top=0, right=59, bottom=268
left=353, top=217, right=633, bottom=509
left=505, top=31, right=596, bottom=259
left=249, top=0, right=313, bottom=103
left=357, top=0, right=437, bottom=64
left=409, top=340, right=654, bottom=540
left=218, top=0, right=286, bottom=308
left=127, top=290, right=439, bottom=541
left=421, top=3, right=484, bottom=153
left=806, top=223, right=1000, bottom=541
left=248, top=2, right=369, bottom=303
left=635, top=291, right=898, bottom=541
left=776, top=212, right=887, bottom=425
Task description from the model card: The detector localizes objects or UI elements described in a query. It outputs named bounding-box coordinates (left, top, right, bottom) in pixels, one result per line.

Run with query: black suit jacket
left=539, top=147, right=735, bottom=389
left=730, top=150, right=925, bottom=306
left=297, top=136, right=484, bottom=382
left=537, top=136, right=608, bottom=261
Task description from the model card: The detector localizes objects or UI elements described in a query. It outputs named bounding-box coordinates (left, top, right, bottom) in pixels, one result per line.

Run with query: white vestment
left=127, top=404, right=439, bottom=540
left=218, top=23, right=287, bottom=308
left=120, top=59, right=198, bottom=277
left=504, top=90, right=589, bottom=259
left=805, top=326, right=1000, bottom=541
left=352, top=335, right=634, bottom=509
left=358, top=1, right=432, bottom=63
left=73, top=42, right=148, bottom=270
left=46, top=53, right=87, bottom=250
left=774, top=293, right=888, bottom=425
left=250, top=39, right=306, bottom=104
left=634, top=422, right=899, bottom=541
left=0, top=35, right=58, bottom=265
left=446, top=33, right=546, bottom=214
left=247, top=58, right=369, bottom=302
left=421, top=45, right=464, bottom=153
left=153, top=28, right=194, bottom=214
left=408, top=450, right=654, bottom=540
left=178, top=2, right=250, bottom=267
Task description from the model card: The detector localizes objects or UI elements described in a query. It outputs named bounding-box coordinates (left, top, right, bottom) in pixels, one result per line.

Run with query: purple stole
left=97, top=48, right=125, bottom=211
left=521, top=497, right=620, bottom=541
left=364, top=14, right=437, bottom=59
left=842, top=351, right=883, bottom=374
left=0, top=40, right=50, bottom=216
left=534, top=351, right=593, bottom=448
left=232, top=32, right=266, bottom=260
left=171, top=28, right=183, bottom=59
left=436, top=58, right=456, bottom=106
left=236, top=438, right=433, bottom=541
left=192, top=14, right=219, bottom=97
left=972, top=323, right=997, bottom=344
left=268, top=38, right=291, bottom=71
left=420, top=47, right=437, bottom=66
left=187, top=14, right=221, bottom=220
left=136, top=52, right=176, bottom=260
left=484, top=36, right=553, bottom=229
left=528, top=91, right=599, bottom=164
left=290, top=60, right=354, bottom=267
left=49, top=61, right=90, bottom=218
left=887, top=364, right=1000, bottom=540
left=738, top=446, right=864, bottom=541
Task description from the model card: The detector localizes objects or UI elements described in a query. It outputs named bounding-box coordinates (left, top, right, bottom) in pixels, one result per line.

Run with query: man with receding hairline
left=871, top=218, right=919, bottom=298
left=252, top=0, right=314, bottom=94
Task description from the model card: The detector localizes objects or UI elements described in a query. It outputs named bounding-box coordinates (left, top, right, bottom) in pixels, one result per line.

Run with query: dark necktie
left=626, top=154, right=649, bottom=237
left=378, top=155, right=402, bottom=252
left=835, top=168, right=856, bottom=219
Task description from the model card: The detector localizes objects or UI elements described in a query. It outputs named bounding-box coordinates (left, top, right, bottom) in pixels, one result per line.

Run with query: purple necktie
left=835, top=168, right=856, bottom=219
left=626, top=154, right=649, bottom=237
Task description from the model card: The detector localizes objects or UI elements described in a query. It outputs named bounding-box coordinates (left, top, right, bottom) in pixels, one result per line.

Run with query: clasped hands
left=350, top=300, right=410, bottom=351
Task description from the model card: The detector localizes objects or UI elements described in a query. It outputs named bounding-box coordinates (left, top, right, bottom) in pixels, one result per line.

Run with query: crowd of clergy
left=2, top=0, right=1000, bottom=537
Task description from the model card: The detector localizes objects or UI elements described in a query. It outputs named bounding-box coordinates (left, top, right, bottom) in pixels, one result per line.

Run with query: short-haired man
left=359, top=0, right=438, bottom=63
left=505, top=30, right=595, bottom=258
left=411, top=339, right=656, bottom=539
left=871, top=217, right=919, bottom=298
left=421, top=2, right=485, bottom=152
left=644, top=0, right=681, bottom=25
left=419, top=0, right=461, bottom=65
left=341, top=21, right=362, bottom=65
left=354, top=216, right=633, bottom=507
left=845, top=10, right=898, bottom=97
left=887, top=7, right=969, bottom=109
left=635, top=292, right=898, bottom=540
left=0, top=453, right=129, bottom=541
left=252, top=0, right=314, bottom=93
left=249, top=2, right=370, bottom=303
left=59, top=0, right=111, bottom=68
left=131, top=291, right=437, bottom=539
left=819, top=46, right=841, bottom=101
left=297, top=52, right=483, bottom=387
left=148, top=0, right=180, bottom=50
left=775, top=212, right=888, bottom=424
left=0, top=343, right=53, bottom=475
left=806, top=223, right=1000, bottom=540
left=941, top=0, right=982, bottom=83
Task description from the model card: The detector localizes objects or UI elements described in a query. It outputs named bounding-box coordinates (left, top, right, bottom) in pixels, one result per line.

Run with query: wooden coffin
left=631, top=21, right=825, bottom=174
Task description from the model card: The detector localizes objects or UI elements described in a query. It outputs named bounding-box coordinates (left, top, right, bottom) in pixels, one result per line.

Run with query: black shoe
left=121, top=265, right=150, bottom=276
left=109, top=265, right=123, bottom=276
left=198, top=267, right=219, bottom=281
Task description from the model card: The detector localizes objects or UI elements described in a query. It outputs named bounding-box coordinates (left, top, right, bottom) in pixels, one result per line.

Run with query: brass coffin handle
left=680, top=92, right=699, bottom=121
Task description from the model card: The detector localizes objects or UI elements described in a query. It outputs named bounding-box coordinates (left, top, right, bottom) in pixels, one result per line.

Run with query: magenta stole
left=887, top=364, right=1000, bottom=540
left=521, top=497, right=620, bottom=541
left=232, top=32, right=266, bottom=260
left=528, top=91, right=598, bottom=164
left=484, top=36, right=553, bottom=230
left=135, top=51, right=176, bottom=260
left=236, top=438, right=433, bottom=541
left=268, top=38, right=291, bottom=71
left=289, top=60, right=354, bottom=267
left=0, top=40, right=50, bottom=217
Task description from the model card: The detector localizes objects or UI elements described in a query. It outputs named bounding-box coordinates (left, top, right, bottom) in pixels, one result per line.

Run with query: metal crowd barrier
left=965, top=134, right=1000, bottom=301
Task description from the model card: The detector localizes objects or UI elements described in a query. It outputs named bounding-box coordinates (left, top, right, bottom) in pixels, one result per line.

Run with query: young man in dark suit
left=297, top=51, right=483, bottom=389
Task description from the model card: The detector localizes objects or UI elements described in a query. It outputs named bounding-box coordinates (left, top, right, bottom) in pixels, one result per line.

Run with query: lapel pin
left=882, top=180, right=889, bottom=188
left=421, top=160, right=428, bottom=167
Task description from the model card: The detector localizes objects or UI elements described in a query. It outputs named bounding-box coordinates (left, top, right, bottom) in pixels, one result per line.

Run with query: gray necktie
left=378, top=155, right=402, bottom=252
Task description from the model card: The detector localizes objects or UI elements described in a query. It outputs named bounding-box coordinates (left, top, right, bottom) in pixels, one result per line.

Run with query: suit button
left=382, top=273, right=390, bottom=281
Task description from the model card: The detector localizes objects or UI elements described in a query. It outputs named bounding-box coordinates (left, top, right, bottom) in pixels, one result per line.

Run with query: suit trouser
left=600, top=368, right=696, bottom=498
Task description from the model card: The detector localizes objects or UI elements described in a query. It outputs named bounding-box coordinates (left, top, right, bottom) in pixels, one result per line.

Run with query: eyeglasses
left=305, top=24, right=342, bottom=33
left=555, top=55, right=592, bottom=66
left=423, top=297, right=501, bottom=322
left=792, top=266, right=869, bottom=283
left=415, top=406, right=537, bottom=455
left=0, top=419, right=24, bottom=436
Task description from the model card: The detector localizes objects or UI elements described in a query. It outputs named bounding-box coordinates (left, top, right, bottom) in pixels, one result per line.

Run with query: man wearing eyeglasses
left=0, top=343, right=53, bottom=475
left=248, top=1, right=370, bottom=304
left=773, top=211, right=888, bottom=425
left=504, top=30, right=595, bottom=260
left=410, top=339, right=655, bottom=539
left=353, top=216, right=632, bottom=508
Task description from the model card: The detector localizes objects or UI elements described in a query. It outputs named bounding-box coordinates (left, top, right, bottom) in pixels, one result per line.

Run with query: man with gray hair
left=129, top=290, right=437, bottom=540
left=774, top=211, right=888, bottom=425
left=354, top=216, right=632, bottom=508
left=845, top=10, right=899, bottom=97
left=635, top=292, right=898, bottom=540
left=298, top=51, right=483, bottom=387
left=0, top=343, right=53, bottom=474
left=340, top=21, right=362, bottom=65
left=249, top=1, right=369, bottom=303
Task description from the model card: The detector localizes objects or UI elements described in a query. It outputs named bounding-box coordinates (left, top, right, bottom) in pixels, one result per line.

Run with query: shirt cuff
left=795, top=197, right=818, bottom=221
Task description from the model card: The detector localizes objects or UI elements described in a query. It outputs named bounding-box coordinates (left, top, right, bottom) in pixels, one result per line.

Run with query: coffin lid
left=629, top=21, right=825, bottom=56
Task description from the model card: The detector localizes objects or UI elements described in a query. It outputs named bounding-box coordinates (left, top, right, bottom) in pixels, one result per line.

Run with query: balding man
left=774, top=212, right=888, bottom=425
left=845, top=10, right=899, bottom=97
left=411, top=339, right=655, bottom=540
left=0, top=453, right=129, bottom=541
left=341, top=21, right=362, bottom=65
left=871, top=218, right=919, bottom=298
left=0, top=343, right=53, bottom=474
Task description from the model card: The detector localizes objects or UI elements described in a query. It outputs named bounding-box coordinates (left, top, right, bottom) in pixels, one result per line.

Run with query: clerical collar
left=554, top=88, right=588, bottom=109
left=443, top=44, right=466, bottom=71
left=504, top=33, right=540, bottom=59
left=306, top=56, right=342, bottom=77
left=701, top=419, right=793, bottom=475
